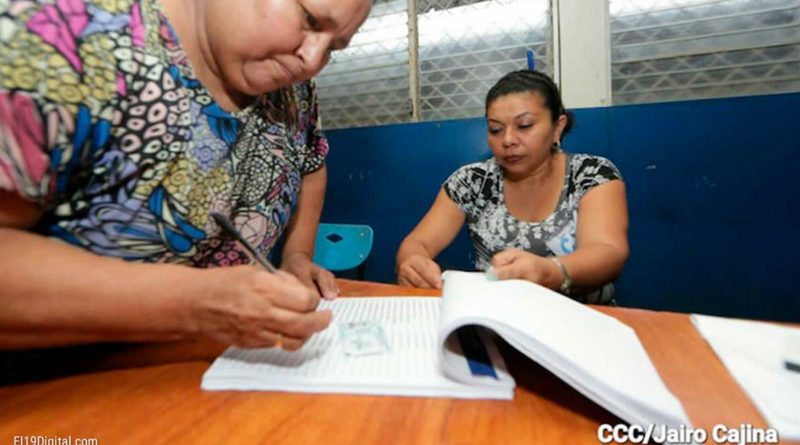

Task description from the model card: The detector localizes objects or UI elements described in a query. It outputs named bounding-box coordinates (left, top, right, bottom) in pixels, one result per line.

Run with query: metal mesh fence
left=417, top=0, right=552, bottom=121
left=610, top=0, right=800, bottom=104
left=316, top=0, right=411, bottom=129
left=316, top=0, right=553, bottom=128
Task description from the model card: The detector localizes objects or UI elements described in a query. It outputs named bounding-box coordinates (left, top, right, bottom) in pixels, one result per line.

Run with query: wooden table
left=0, top=279, right=793, bottom=444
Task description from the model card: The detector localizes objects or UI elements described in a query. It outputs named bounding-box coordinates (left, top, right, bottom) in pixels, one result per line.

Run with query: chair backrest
left=313, top=223, right=374, bottom=271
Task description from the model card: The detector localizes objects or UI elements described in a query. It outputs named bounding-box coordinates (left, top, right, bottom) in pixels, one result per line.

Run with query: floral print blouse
left=0, top=0, right=329, bottom=266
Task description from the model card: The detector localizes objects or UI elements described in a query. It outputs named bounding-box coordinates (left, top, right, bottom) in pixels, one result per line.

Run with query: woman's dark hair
left=485, top=70, right=575, bottom=141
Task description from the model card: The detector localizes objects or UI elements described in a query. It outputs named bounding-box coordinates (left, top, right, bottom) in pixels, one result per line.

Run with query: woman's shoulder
left=568, top=152, right=623, bottom=181
left=566, top=152, right=623, bottom=199
left=449, top=158, right=497, bottom=181
left=443, top=158, right=499, bottom=210
left=0, top=0, right=162, bottom=111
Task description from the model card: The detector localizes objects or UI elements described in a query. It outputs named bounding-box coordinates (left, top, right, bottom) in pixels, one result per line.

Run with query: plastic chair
left=313, top=223, right=374, bottom=280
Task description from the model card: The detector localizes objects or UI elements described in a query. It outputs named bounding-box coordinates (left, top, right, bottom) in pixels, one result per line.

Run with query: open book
left=202, top=271, right=690, bottom=430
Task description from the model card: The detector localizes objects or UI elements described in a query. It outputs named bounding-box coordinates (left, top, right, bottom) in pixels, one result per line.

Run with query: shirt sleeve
left=442, top=165, right=479, bottom=215
left=0, top=90, right=58, bottom=207
left=297, top=80, right=329, bottom=175
left=573, top=155, right=624, bottom=200
left=1, top=1, right=119, bottom=210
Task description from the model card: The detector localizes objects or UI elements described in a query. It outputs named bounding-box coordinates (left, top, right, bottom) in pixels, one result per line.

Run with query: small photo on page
left=339, top=321, right=391, bottom=357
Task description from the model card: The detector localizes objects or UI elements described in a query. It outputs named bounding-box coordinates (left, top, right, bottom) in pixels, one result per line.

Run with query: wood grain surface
left=0, top=279, right=793, bottom=444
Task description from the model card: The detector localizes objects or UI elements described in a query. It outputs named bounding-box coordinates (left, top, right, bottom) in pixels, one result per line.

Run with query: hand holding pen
left=213, top=212, right=339, bottom=300
left=211, top=212, right=279, bottom=273
left=192, top=212, right=331, bottom=350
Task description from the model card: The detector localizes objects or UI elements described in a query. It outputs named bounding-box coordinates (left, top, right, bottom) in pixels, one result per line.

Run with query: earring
left=552, top=140, right=561, bottom=152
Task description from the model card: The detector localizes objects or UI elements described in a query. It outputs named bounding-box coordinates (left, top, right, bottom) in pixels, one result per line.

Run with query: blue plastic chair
left=313, top=223, right=374, bottom=279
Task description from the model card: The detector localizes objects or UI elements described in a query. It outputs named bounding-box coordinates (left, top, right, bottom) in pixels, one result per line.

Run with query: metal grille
left=316, top=0, right=553, bottom=129
left=418, top=0, right=552, bottom=121
left=315, top=0, right=410, bottom=129
left=610, top=0, right=800, bottom=104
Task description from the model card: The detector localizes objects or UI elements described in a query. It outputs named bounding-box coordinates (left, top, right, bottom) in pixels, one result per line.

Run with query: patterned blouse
left=443, top=153, right=623, bottom=302
left=0, top=0, right=329, bottom=267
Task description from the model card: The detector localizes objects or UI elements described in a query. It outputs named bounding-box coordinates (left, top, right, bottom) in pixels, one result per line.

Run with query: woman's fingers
left=269, top=271, right=322, bottom=312
left=492, top=249, right=533, bottom=280
left=400, top=257, right=441, bottom=289
left=196, top=266, right=333, bottom=349
left=234, top=327, right=311, bottom=351
left=311, top=266, right=339, bottom=300
left=229, top=306, right=332, bottom=349
left=491, top=248, right=522, bottom=267
left=399, top=257, right=442, bottom=289
left=492, top=251, right=552, bottom=284
left=492, top=262, right=526, bottom=280
left=263, top=305, right=333, bottom=339
left=418, top=261, right=442, bottom=289
left=399, top=264, right=430, bottom=288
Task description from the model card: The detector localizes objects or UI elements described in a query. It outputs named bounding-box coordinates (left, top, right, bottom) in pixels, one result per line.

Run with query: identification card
left=339, top=321, right=391, bottom=356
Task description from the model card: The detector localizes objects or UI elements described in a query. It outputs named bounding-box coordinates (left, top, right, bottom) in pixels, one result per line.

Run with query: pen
left=784, top=337, right=800, bottom=374
left=211, top=212, right=278, bottom=273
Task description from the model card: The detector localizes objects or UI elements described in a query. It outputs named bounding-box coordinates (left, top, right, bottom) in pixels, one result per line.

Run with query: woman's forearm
left=0, top=228, right=205, bottom=349
left=282, top=166, right=326, bottom=264
left=558, top=243, right=628, bottom=292
left=396, top=189, right=466, bottom=272
left=396, top=236, right=434, bottom=268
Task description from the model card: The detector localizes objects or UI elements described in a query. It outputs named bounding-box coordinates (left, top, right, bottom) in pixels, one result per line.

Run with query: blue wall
left=321, top=93, right=800, bottom=322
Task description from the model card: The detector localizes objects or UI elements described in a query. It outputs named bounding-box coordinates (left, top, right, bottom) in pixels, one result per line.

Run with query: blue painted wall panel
left=323, top=119, right=491, bottom=283
left=606, top=94, right=800, bottom=320
left=321, top=93, right=800, bottom=321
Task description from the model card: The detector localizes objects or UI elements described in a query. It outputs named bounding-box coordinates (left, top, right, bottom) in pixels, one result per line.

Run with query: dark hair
left=485, top=70, right=575, bottom=141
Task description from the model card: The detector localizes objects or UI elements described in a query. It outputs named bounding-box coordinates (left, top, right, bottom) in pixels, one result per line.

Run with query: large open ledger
left=203, top=271, right=690, bottom=431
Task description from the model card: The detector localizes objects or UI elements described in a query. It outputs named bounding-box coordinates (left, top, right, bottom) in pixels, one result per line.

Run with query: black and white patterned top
left=443, top=153, right=622, bottom=301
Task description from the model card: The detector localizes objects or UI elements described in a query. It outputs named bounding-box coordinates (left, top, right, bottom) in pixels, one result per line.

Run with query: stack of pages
left=203, top=271, right=690, bottom=431
left=692, top=314, right=800, bottom=440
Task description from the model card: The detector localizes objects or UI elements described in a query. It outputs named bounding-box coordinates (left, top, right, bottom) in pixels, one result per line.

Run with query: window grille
left=610, top=0, right=800, bottom=104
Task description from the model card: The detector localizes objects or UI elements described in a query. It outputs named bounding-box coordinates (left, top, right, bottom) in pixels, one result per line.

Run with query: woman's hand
left=281, top=252, right=339, bottom=300
left=192, top=266, right=332, bottom=350
left=491, top=248, right=563, bottom=290
left=397, top=254, right=443, bottom=289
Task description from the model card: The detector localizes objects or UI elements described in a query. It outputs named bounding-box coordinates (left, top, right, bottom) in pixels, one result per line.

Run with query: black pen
left=211, top=212, right=278, bottom=273
left=784, top=337, right=800, bottom=373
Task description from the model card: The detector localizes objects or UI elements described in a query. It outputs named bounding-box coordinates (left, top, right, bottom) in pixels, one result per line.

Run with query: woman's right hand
left=397, top=255, right=443, bottom=289
left=191, top=266, right=332, bottom=350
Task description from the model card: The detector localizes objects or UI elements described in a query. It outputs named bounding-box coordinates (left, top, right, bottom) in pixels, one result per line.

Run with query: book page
left=692, top=314, right=800, bottom=440
left=439, top=271, right=690, bottom=430
left=202, top=297, right=513, bottom=399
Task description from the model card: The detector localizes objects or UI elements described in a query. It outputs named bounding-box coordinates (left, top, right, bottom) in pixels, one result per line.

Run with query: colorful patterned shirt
left=0, top=0, right=329, bottom=267
left=443, top=153, right=623, bottom=302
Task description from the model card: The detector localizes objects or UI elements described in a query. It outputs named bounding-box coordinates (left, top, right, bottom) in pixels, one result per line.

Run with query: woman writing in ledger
left=0, top=0, right=371, bottom=349
left=396, top=70, right=629, bottom=303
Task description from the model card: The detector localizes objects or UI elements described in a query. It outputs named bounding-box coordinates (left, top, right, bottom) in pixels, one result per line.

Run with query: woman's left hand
left=281, top=252, right=340, bottom=300
left=491, top=248, right=563, bottom=290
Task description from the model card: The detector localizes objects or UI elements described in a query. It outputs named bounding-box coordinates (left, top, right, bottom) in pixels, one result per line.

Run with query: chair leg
left=356, top=263, right=366, bottom=281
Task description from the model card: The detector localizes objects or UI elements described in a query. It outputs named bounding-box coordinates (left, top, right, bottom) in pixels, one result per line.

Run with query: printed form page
left=202, top=297, right=511, bottom=399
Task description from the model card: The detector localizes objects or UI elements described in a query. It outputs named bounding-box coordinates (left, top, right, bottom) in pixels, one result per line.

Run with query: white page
left=202, top=297, right=513, bottom=399
left=439, top=271, right=690, bottom=431
left=692, top=314, right=800, bottom=440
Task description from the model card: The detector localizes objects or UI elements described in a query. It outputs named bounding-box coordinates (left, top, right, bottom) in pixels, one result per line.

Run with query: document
left=202, top=296, right=514, bottom=399
left=203, top=271, right=690, bottom=433
left=692, top=314, right=800, bottom=440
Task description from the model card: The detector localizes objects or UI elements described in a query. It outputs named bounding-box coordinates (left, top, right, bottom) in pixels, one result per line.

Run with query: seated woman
left=0, top=0, right=371, bottom=350
left=396, top=70, right=628, bottom=303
